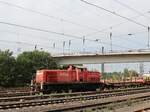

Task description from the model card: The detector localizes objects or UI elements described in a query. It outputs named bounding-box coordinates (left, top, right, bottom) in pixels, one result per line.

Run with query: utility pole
left=139, top=62, right=144, bottom=75
left=148, top=26, right=150, bottom=48
left=101, top=46, right=105, bottom=76
left=53, top=43, right=55, bottom=49
left=82, top=36, right=85, bottom=52
left=102, top=46, right=104, bottom=53
left=69, top=40, right=71, bottom=53
left=34, top=45, right=37, bottom=50
left=101, top=63, right=105, bottom=76
left=110, top=32, right=112, bottom=52
left=95, top=39, right=101, bottom=52
left=63, top=41, right=65, bottom=54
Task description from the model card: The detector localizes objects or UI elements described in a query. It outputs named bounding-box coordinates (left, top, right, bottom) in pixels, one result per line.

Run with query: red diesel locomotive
left=33, top=65, right=104, bottom=92
left=32, top=65, right=150, bottom=93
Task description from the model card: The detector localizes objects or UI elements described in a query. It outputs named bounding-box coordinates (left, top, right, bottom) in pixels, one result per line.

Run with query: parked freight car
left=32, top=65, right=104, bottom=93
left=143, top=73, right=150, bottom=84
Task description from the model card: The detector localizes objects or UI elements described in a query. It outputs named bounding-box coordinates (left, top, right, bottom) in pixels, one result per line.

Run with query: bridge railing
left=52, top=48, right=150, bottom=57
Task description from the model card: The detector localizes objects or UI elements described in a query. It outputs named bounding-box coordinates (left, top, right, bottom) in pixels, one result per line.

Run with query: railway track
left=0, top=87, right=30, bottom=98
left=0, top=92, right=33, bottom=98
left=0, top=87, right=30, bottom=93
left=0, top=87, right=150, bottom=110
left=0, top=87, right=149, bottom=98
left=48, top=92, right=150, bottom=112
left=0, top=86, right=149, bottom=102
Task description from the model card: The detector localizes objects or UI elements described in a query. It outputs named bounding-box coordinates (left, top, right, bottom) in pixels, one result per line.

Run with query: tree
left=101, top=69, right=139, bottom=82
left=0, top=50, right=17, bottom=87
left=129, top=70, right=138, bottom=77
left=111, top=72, right=122, bottom=81
left=123, top=68, right=130, bottom=77
left=16, top=50, right=58, bottom=86
left=122, top=68, right=139, bottom=81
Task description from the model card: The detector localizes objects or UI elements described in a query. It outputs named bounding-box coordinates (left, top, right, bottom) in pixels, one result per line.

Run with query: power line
left=114, top=35, right=146, bottom=47
left=0, top=21, right=82, bottom=39
left=0, top=30, right=83, bottom=50
left=0, top=38, right=125, bottom=54
left=86, top=38, right=130, bottom=49
left=0, top=0, right=148, bottom=51
left=0, top=30, right=86, bottom=48
left=80, top=0, right=148, bottom=28
left=0, top=23, right=129, bottom=51
left=52, top=0, right=144, bottom=37
left=85, top=13, right=148, bottom=37
left=112, top=0, right=150, bottom=20
left=112, top=31, right=147, bottom=38
left=0, top=0, right=143, bottom=50
left=0, top=21, right=130, bottom=49
left=113, top=31, right=147, bottom=46
left=0, top=39, right=68, bottom=51
left=87, top=31, right=147, bottom=49
left=0, top=0, right=106, bottom=34
left=0, top=30, right=89, bottom=51
left=0, top=30, right=64, bottom=43
left=103, top=31, right=147, bottom=46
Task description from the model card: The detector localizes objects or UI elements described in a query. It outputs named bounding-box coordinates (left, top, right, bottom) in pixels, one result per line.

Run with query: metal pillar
left=101, top=63, right=104, bottom=76
left=110, top=32, right=112, bottom=52
left=148, top=26, right=150, bottom=48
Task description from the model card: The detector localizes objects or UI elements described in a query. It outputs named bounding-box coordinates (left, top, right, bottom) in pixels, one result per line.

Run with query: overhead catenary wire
left=0, top=0, right=146, bottom=50
left=111, top=31, right=147, bottom=46
left=0, top=21, right=131, bottom=49
left=49, top=0, right=150, bottom=37
left=85, top=12, right=148, bottom=36
left=0, top=38, right=126, bottom=54
left=1, top=30, right=129, bottom=53
left=0, top=28, right=132, bottom=54
left=0, top=26, right=144, bottom=53
left=80, top=0, right=150, bottom=49
left=0, top=39, right=70, bottom=51
left=85, top=38, right=130, bottom=49
left=114, top=31, right=147, bottom=46
left=0, top=30, right=66, bottom=43
left=0, top=21, right=82, bottom=39
left=85, top=12, right=149, bottom=37
left=0, top=30, right=83, bottom=51
left=114, top=35, right=146, bottom=47
left=112, top=0, right=150, bottom=20
left=0, top=39, right=56, bottom=49
left=0, top=28, right=145, bottom=48
left=0, top=30, right=85, bottom=49
left=0, top=0, right=107, bottom=34
left=86, top=30, right=147, bottom=48
left=0, top=31, right=76, bottom=52
left=1, top=30, right=94, bottom=53
left=112, top=31, right=147, bottom=38
left=0, top=38, right=101, bottom=54
left=80, top=0, right=148, bottom=28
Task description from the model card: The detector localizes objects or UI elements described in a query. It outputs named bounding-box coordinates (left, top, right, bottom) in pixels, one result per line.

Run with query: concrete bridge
left=53, top=51, right=150, bottom=65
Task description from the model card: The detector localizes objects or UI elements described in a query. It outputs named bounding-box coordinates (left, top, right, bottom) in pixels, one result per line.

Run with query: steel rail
left=0, top=88, right=150, bottom=110
left=48, top=93, right=150, bottom=112
left=0, top=87, right=149, bottom=102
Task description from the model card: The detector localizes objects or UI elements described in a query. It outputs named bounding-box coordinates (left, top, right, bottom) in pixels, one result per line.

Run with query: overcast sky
left=0, top=0, right=150, bottom=72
